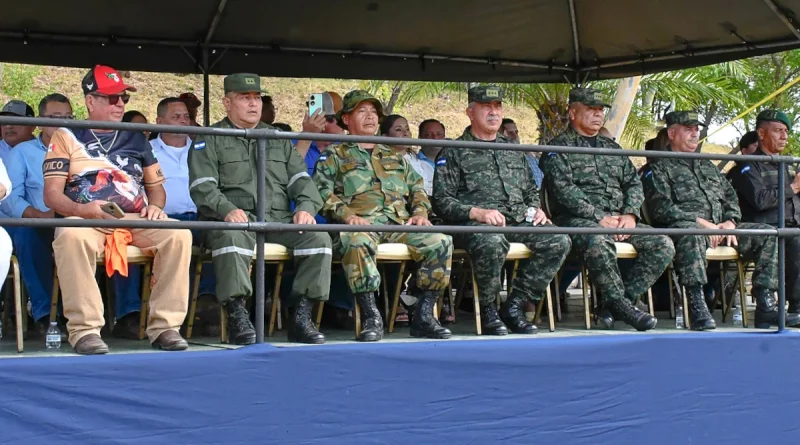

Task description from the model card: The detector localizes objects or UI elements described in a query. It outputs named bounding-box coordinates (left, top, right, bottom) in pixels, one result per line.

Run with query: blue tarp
left=0, top=331, right=797, bottom=444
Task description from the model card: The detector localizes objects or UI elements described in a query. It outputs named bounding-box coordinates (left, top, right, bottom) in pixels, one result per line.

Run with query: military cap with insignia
left=224, top=73, right=267, bottom=94
left=467, top=85, right=503, bottom=103
left=665, top=111, right=706, bottom=127
left=756, top=109, right=791, bottom=131
left=568, top=87, right=611, bottom=108
left=336, top=90, right=385, bottom=128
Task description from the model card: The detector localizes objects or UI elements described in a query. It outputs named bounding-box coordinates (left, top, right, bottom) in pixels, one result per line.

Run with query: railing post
left=255, top=137, right=267, bottom=343
left=778, top=161, right=786, bottom=332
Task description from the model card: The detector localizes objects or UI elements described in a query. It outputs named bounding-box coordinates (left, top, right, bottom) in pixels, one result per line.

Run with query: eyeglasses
left=43, top=114, right=75, bottom=120
left=91, top=94, right=130, bottom=105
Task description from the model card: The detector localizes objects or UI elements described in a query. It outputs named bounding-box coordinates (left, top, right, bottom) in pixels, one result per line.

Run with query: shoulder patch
left=740, top=165, right=751, bottom=173
left=547, top=152, right=557, bottom=157
left=644, top=170, right=653, bottom=178
left=193, top=141, right=206, bottom=151
left=436, top=158, right=447, bottom=166
left=319, top=154, right=328, bottom=162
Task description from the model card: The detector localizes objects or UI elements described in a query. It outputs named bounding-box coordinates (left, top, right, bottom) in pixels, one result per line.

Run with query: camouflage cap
left=467, top=85, right=503, bottom=104
left=336, top=90, right=384, bottom=128
left=568, top=88, right=611, bottom=108
left=756, top=109, right=791, bottom=131
left=223, top=73, right=267, bottom=94
left=665, top=111, right=706, bottom=127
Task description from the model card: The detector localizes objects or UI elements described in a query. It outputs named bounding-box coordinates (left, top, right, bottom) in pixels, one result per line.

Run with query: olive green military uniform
left=314, top=140, right=452, bottom=294
left=188, top=118, right=332, bottom=305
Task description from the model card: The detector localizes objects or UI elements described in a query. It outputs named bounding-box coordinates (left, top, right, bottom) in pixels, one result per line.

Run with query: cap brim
left=96, top=85, right=137, bottom=95
left=0, top=111, right=26, bottom=117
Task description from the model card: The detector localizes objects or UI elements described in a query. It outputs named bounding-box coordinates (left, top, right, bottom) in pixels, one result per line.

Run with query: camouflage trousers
left=556, top=217, right=675, bottom=302
left=455, top=222, right=571, bottom=304
left=670, top=221, right=777, bottom=291
left=336, top=230, right=453, bottom=294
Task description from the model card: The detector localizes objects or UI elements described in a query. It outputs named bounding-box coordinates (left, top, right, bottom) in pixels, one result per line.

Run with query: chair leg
left=582, top=266, right=591, bottom=330
left=353, top=298, right=361, bottom=339
left=219, top=306, right=228, bottom=343
left=553, top=271, right=562, bottom=322
left=545, top=283, right=555, bottom=332
left=315, top=301, right=325, bottom=331
left=388, top=261, right=407, bottom=333
left=682, top=287, right=690, bottom=329
left=50, top=267, right=60, bottom=325
left=186, top=259, right=204, bottom=339
left=381, top=264, right=390, bottom=322
left=12, top=257, right=24, bottom=353
left=647, top=288, right=655, bottom=317
left=736, top=260, right=749, bottom=328
left=472, top=268, right=482, bottom=335
left=720, top=263, right=730, bottom=320
left=667, top=267, right=676, bottom=319
left=268, top=262, right=285, bottom=337
left=138, top=263, right=152, bottom=341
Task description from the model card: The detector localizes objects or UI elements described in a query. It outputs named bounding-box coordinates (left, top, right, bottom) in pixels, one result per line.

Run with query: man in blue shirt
left=0, top=100, right=36, bottom=165
left=2, top=94, right=142, bottom=337
left=150, top=97, right=216, bottom=331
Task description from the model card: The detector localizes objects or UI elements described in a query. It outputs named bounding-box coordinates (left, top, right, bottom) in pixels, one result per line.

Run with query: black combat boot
left=410, top=290, right=452, bottom=339
left=686, top=286, right=716, bottom=331
left=500, top=295, right=538, bottom=334
left=593, top=306, right=615, bottom=329
left=226, top=297, right=256, bottom=345
left=480, top=303, right=508, bottom=336
left=355, top=292, right=383, bottom=342
left=788, top=299, right=800, bottom=327
left=287, top=298, right=326, bottom=344
left=607, top=298, right=657, bottom=331
left=754, top=288, right=780, bottom=329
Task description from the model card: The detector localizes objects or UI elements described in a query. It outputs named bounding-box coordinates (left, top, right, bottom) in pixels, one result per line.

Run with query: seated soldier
left=543, top=87, right=674, bottom=331
left=314, top=90, right=453, bottom=342
left=432, top=86, right=571, bottom=335
left=645, top=111, right=786, bottom=329
left=189, top=73, right=332, bottom=345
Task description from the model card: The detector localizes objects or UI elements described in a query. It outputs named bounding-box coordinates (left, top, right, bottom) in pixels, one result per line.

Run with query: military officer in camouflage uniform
left=543, top=87, right=674, bottom=331
left=314, top=90, right=453, bottom=342
left=645, top=111, right=782, bottom=329
left=432, top=86, right=571, bottom=335
left=729, top=109, right=800, bottom=327
left=189, top=73, right=332, bottom=345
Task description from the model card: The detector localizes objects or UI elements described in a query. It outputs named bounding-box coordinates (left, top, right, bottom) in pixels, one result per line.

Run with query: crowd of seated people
left=0, top=64, right=795, bottom=355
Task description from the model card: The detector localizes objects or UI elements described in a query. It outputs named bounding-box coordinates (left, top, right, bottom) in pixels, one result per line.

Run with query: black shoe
left=288, top=298, right=326, bottom=344
left=409, top=290, right=452, bottom=339
left=226, top=297, right=256, bottom=345
left=355, top=292, right=383, bottom=342
left=112, top=312, right=141, bottom=340
left=686, top=286, right=716, bottom=331
left=754, top=288, right=780, bottom=329
left=788, top=300, right=800, bottom=328
left=593, top=306, right=615, bottom=329
left=500, top=296, right=537, bottom=334
left=480, top=303, right=508, bottom=336
left=607, top=298, right=657, bottom=331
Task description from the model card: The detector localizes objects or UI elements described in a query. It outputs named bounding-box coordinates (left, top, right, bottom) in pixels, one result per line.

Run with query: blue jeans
left=168, top=212, right=216, bottom=297
left=6, top=226, right=141, bottom=321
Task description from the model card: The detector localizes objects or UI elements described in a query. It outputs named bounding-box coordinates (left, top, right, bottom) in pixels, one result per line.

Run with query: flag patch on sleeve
left=193, top=141, right=206, bottom=150
left=436, top=158, right=446, bottom=166
left=741, top=165, right=751, bottom=173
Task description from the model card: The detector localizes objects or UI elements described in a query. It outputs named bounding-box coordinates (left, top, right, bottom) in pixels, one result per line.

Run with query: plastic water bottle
left=46, top=322, right=61, bottom=349
left=732, top=292, right=744, bottom=327
left=675, top=302, right=684, bottom=329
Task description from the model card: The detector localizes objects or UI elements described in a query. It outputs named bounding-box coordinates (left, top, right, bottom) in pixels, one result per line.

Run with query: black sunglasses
left=92, top=93, right=130, bottom=105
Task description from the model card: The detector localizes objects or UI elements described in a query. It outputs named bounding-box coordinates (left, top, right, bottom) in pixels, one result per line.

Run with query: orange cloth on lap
left=105, top=230, right=132, bottom=277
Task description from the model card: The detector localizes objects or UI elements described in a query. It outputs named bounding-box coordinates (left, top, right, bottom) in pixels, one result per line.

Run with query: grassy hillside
left=0, top=63, right=541, bottom=143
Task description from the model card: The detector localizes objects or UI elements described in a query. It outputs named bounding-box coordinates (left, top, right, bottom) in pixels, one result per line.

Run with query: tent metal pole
left=762, top=0, right=800, bottom=40
left=778, top=164, right=787, bottom=331
left=255, top=138, right=267, bottom=343
left=202, top=47, right=210, bottom=126
left=205, top=0, right=228, bottom=44
left=567, top=0, right=581, bottom=85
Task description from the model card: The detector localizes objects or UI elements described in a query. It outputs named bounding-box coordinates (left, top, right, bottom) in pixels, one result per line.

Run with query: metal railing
left=0, top=115, right=797, bottom=338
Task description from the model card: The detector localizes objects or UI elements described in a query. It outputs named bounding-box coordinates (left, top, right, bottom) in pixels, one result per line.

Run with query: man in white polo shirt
left=150, top=98, right=216, bottom=302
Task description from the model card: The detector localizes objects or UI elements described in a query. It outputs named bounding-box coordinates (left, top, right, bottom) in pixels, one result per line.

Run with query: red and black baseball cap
left=82, top=65, right=137, bottom=96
